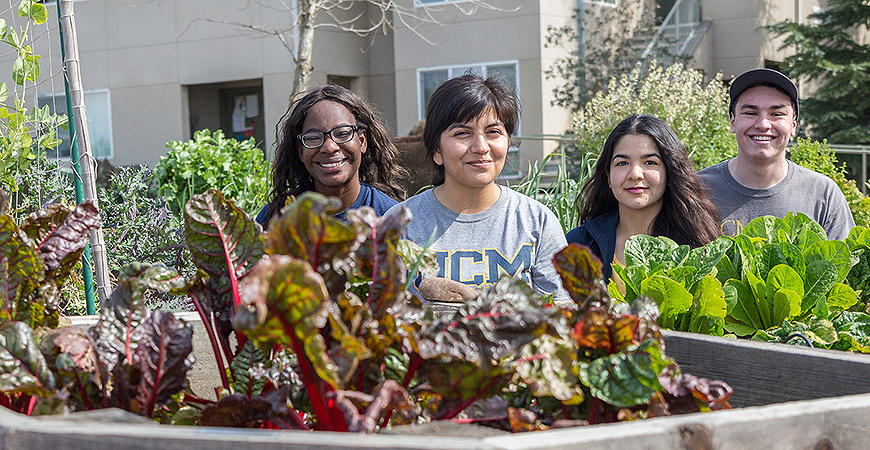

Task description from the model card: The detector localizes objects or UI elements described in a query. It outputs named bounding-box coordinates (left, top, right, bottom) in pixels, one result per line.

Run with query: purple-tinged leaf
left=185, top=188, right=264, bottom=315
left=328, top=380, right=419, bottom=433
left=22, top=201, right=100, bottom=280
left=346, top=207, right=412, bottom=319
left=513, top=333, right=584, bottom=405
left=418, top=277, right=555, bottom=370
left=658, top=371, right=733, bottom=414
left=38, top=327, right=102, bottom=411
left=89, top=277, right=151, bottom=372
left=265, top=192, right=357, bottom=295
left=132, top=310, right=195, bottom=417
left=0, top=322, right=55, bottom=396
left=201, top=385, right=299, bottom=429
left=235, top=254, right=338, bottom=388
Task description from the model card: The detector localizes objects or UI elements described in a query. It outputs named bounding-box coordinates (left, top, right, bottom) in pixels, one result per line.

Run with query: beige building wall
left=698, top=0, right=827, bottom=80
left=392, top=0, right=574, bottom=176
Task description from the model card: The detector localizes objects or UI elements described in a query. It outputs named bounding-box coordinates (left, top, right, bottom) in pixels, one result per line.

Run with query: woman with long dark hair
left=566, top=114, right=720, bottom=278
left=257, top=85, right=406, bottom=228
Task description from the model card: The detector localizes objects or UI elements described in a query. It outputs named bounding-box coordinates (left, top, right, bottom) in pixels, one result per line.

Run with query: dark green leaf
left=230, top=339, right=267, bottom=397
left=185, top=189, right=264, bottom=316
left=0, top=322, right=55, bottom=396
left=579, top=340, right=669, bottom=408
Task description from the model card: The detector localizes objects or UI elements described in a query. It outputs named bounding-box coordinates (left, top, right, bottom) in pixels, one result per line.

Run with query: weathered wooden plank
left=663, top=330, right=870, bottom=407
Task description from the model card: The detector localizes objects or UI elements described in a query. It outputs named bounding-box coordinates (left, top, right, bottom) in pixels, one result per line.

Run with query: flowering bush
left=571, top=62, right=735, bottom=171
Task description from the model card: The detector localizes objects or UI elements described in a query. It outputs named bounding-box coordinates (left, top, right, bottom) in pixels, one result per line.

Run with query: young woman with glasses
left=257, top=85, right=407, bottom=228
left=389, top=74, right=569, bottom=303
left=566, top=114, right=720, bottom=280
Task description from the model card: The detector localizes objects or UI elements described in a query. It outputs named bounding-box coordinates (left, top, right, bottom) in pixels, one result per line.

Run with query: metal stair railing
left=638, top=0, right=700, bottom=68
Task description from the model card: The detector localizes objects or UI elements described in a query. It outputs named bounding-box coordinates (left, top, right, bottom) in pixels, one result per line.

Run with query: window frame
left=415, top=60, right=520, bottom=121
left=586, top=0, right=618, bottom=7
left=37, top=88, right=115, bottom=161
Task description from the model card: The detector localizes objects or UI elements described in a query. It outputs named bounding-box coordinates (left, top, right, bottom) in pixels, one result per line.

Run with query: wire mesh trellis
left=1, top=0, right=108, bottom=314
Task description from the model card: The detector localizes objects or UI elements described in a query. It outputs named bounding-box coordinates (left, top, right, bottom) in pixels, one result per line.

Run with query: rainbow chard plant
left=0, top=193, right=195, bottom=418
left=0, top=188, right=733, bottom=432
left=501, top=245, right=732, bottom=429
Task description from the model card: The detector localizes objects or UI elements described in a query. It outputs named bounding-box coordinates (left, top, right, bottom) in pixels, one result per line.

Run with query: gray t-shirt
left=697, top=159, right=855, bottom=240
left=389, top=186, right=569, bottom=301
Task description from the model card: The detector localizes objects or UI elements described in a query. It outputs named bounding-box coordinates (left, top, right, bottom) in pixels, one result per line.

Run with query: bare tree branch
left=177, top=0, right=520, bottom=97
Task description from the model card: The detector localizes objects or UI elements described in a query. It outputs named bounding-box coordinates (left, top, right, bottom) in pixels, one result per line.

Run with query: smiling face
left=298, top=100, right=366, bottom=196
left=730, top=85, right=797, bottom=163
left=433, top=108, right=509, bottom=191
left=609, top=133, right=667, bottom=214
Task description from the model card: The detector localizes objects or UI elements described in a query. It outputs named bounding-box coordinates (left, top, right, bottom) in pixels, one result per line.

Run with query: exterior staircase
left=638, top=0, right=707, bottom=69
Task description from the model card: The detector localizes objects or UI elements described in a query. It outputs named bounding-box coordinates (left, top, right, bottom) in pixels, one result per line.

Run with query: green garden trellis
left=56, top=0, right=112, bottom=312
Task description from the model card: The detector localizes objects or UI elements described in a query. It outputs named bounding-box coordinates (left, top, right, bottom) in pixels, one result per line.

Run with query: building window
left=37, top=89, right=114, bottom=160
left=417, top=61, right=520, bottom=177
left=587, top=0, right=618, bottom=6
left=417, top=61, right=518, bottom=120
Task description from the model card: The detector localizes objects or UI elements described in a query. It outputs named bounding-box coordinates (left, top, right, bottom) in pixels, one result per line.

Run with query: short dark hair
left=578, top=114, right=720, bottom=248
left=423, top=74, right=520, bottom=186
left=264, top=85, right=407, bottom=226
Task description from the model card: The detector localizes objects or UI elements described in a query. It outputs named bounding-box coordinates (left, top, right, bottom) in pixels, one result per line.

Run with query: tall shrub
left=151, top=129, right=269, bottom=218
left=571, top=62, right=735, bottom=171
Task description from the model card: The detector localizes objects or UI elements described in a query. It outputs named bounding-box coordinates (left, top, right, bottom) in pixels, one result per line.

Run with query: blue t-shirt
left=255, top=182, right=398, bottom=227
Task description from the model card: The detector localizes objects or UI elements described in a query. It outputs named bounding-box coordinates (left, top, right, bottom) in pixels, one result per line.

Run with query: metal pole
left=58, top=0, right=112, bottom=305
left=55, top=1, right=95, bottom=314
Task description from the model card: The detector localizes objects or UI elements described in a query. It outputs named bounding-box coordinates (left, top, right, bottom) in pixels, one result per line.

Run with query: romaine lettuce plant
left=613, top=213, right=870, bottom=352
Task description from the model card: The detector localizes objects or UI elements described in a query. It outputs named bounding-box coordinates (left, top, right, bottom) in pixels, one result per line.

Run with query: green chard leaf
left=265, top=192, right=356, bottom=296
left=804, top=240, right=853, bottom=282
left=185, top=188, right=264, bottom=316
left=724, top=278, right=763, bottom=335
left=230, top=339, right=268, bottom=397
left=802, top=260, right=838, bottom=314
left=0, top=321, right=55, bottom=396
left=579, top=340, right=670, bottom=408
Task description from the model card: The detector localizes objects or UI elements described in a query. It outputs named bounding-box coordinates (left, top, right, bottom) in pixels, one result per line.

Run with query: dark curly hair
left=422, top=73, right=520, bottom=186
left=578, top=114, right=720, bottom=248
left=263, top=85, right=407, bottom=227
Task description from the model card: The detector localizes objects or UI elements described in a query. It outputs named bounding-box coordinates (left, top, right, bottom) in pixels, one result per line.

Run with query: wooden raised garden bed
left=2, top=313, right=866, bottom=450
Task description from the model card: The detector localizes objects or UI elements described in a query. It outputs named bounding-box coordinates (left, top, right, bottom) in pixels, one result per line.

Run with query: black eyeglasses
left=297, top=125, right=360, bottom=149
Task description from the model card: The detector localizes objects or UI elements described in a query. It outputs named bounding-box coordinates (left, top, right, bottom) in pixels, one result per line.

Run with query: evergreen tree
left=767, top=0, right=870, bottom=144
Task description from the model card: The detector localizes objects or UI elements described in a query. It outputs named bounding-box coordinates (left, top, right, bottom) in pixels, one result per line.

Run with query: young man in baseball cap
left=697, top=68, right=854, bottom=240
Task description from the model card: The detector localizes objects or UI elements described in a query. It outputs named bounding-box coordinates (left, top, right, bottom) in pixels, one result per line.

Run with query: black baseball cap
left=728, top=68, right=798, bottom=118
